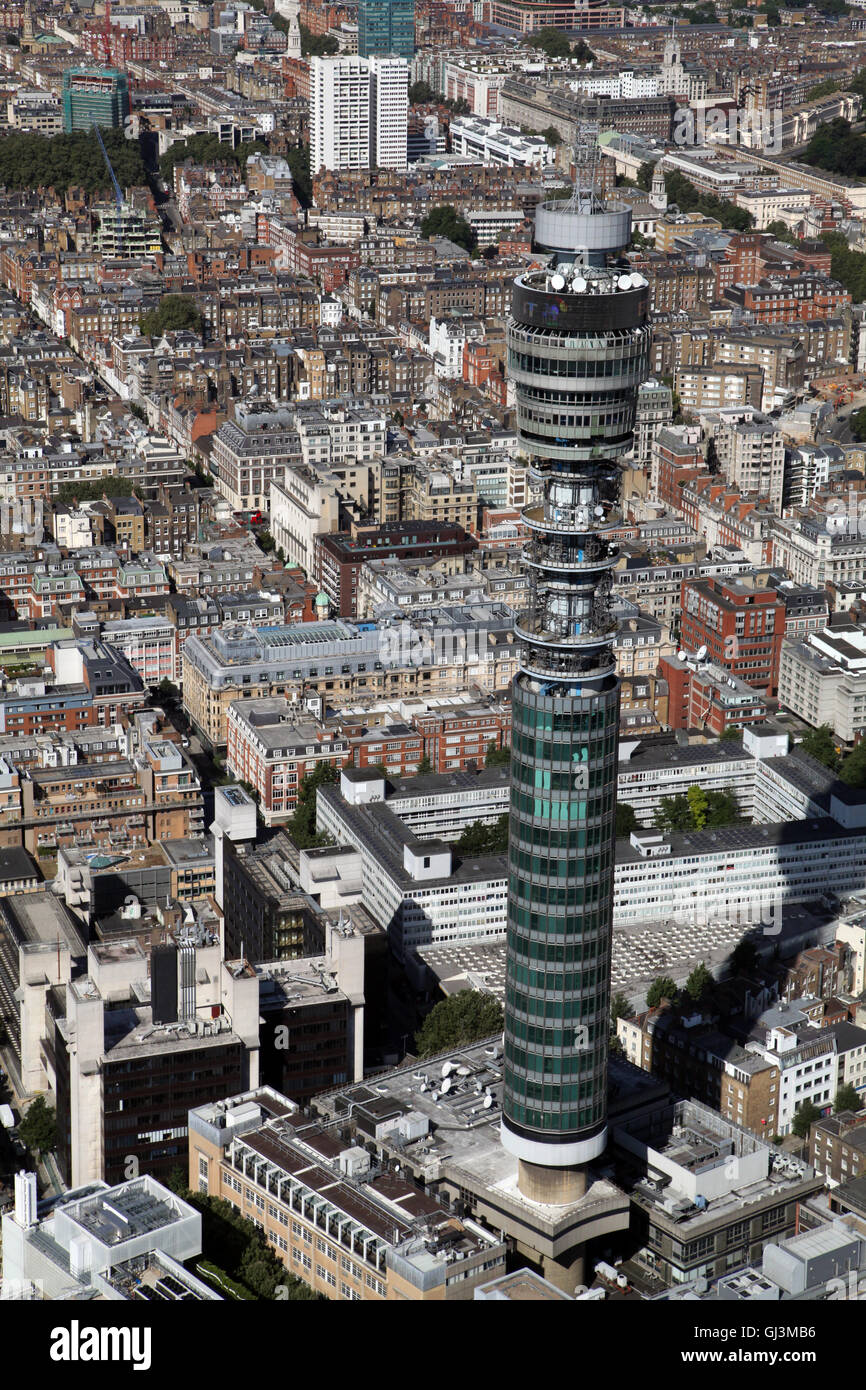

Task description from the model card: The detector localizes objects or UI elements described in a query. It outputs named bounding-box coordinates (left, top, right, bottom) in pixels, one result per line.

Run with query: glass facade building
left=62, top=66, right=131, bottom=133
left=502, top=198, right=651, bottom=1184
left=358, top=0, right=415, bottom=59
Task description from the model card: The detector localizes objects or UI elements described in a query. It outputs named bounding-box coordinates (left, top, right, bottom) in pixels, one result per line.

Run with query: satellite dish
left=594, top=505, right=605, bottom=517
left=678, top=649, right=686, bottom=661
left=696, top=645, right=708, bottom=660
left=630, top=273, right=646, bottom=288
left=573, top=276, right=587, bottom=293
left=483, top=1094, right=494, bottom=1109
left=550, top=272, right=566, bottom=291
left=617, top=274, right=632, bottom=290
left=441, top=1061, right=453, bottom=1078
left=441, top=1076, right=452, bottom=1095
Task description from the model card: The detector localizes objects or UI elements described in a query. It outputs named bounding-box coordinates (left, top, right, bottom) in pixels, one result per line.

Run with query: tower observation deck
left=502, top=182, right=651, bottom=1203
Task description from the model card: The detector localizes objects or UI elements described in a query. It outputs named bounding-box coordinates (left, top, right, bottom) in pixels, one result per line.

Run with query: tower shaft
left=502, top=202, right=650, bottom=1189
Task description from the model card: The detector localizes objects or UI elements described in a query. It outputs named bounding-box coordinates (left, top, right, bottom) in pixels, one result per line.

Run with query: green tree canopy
left=409, top=80, right=437, bottom=104
left=420, top=204, right=477, bottom=253
left=615, top=803, right=639, bottom=837
left=687, top=784, right=709, bottom=830
left=485, top=740, right=511, bottom=767
left=541, top=125, right=562, bottom=146
left=791, top=1099, right=821, bottom=1139
left=637, top=161, right=654, bottom=191
left=299, top=22, right=338, bottom=56
left=611, top=991, right=633, bottom=1024
left=526, top=26, right=572, bottom=58
left=0, top=126, right=146, bottom=194
left=55, top=474, right=144, bottom=506
left=840, top=741, right=866, bottom=787
left=18, top=1095, right=56, bottom=1154
left=662, top=169, right=754, bottom=231
left=415, top=990, right=504, bottom=1057
left=415, top=754, right=432, bottom=774
left=140, top=293, right=203, bottom=338
left=720, top=725, right=742, bottom=741
left=730, top=939, right=759, bottom=975
left=159, top=132, right=268, bottom=183
left=455, top=815, right=508, bottom=855
left=834, top=1082, right=863, bottom=1114
left=798, top=724, right=840, bottom=772
left=685, top=961, right=713, bottom=1006
left=286, top=762, right=339, bottom=848
left=285, top=144, right=312, bottom=208
left=803, top=117, right=866, bottom=178
left=654, top=787, right=742, bottom=833
left=646, top=976, right=678, bottom=1008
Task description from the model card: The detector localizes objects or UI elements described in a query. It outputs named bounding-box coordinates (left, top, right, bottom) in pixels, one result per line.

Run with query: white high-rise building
left=310, top=54, right=407, bottom=174
left=369, top=54, right=408, bottom=172
left=311, top=55, right=371, bottom=174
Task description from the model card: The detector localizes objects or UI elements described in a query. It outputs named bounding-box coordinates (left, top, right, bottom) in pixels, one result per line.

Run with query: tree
left=687, top=784, right=709, bottom=831
left=720, top=724, right=741, bottom=741
left=526, top=26, right=572, bottom=58
left=803, top=117, right=866, bottom=179
left=0, top=126, right=146, bottom=195
left=158, top=132, right=267, bottom=183
left=285, top=144, right=312, bottom=208
left=615, top=803, right=639, bottom=837
left=420, top=204, right=477, bottom=253
left=611, top=991, right=633, bottom=1024
left=662, top=169, right=754, bottom=231
left=409, top=80, right=437, bottom=104
left=286, top=761, right=339, bottom=848
left=298, top=22, right=338, bottom=56
left=155, top=677, right=180, bottom=701
left=637, top=161, right=654, bottom=192
left=455, top=815, right=509, bottom=855
left=840, top=742, right=866, bottom=788
left=646, top=976, right=677, bottom=1008
left=791, top=1099, right=821, bottom=1139
left=55, top=474, right=145, bottom=506
left=18, top=1095, right=56, bottom=1154
left=834, top=1083, right=863, bottom=1114
left=485, top=740, right=511, bottom=767
left=850, top=407, right=866, bottom=444
left=414, top=990, right=504, bottom=1058
left=685, top=961, right=713, bottom=1005
left=415, top=754, right=432, bottom=774
left=654, top=793, right=694, bottom=832
left=704, top=788, right=743, bottom=828
left=140, top=293, right=203, bottom=338
left=798, top=724, right=840, bottom=772
left=730, top=939, right=759, bottom=975
left=572, top=39, right=595, bottom=62
left=541, top=125, right=562, bottom=147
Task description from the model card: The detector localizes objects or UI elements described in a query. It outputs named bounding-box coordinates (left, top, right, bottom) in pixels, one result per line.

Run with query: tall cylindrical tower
left=502, top=192, right=650, bottom=1202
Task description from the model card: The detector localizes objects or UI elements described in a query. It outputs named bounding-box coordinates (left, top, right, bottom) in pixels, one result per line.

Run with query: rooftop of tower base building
left=311, top=1040, right=665, bottom=1248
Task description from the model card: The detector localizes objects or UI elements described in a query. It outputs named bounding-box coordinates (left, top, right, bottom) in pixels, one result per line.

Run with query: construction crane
left=93, top=121, right=126, bottom=258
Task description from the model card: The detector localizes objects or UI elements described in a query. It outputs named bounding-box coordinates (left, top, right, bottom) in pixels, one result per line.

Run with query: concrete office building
left=369, top=55, right=409, bottom=173
left=188, top=1085, right=507, bottom=1300
left=502, top=180, right=650, bottom=1202
left=311, top=57, right=371, bottom=175
left=1, top=1173, right=216, bottom=1302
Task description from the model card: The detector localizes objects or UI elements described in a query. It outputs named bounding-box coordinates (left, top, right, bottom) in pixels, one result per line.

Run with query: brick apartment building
left=679, top=575, right=786, bottom=694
